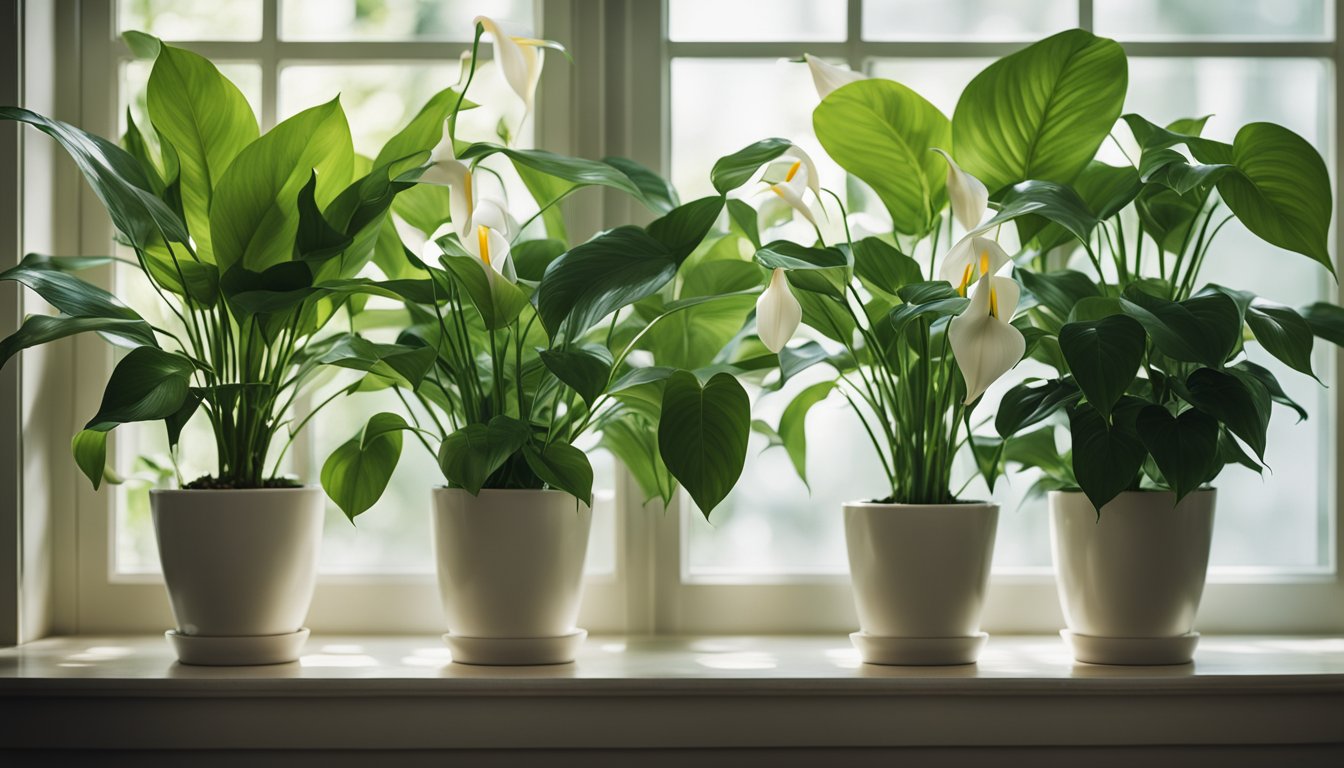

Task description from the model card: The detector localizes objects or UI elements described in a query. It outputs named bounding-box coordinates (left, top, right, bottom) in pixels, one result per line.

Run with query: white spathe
left=939, top=234, right=1010, bottom=290
left=475, top=15, right=544, bottom=118
left=932, top=148, right=990, bottom=231
left=419, top=157, right=474, bottom=238
left=804, top=53, right=864, bottom=100
left=462, top=221, right=517, bottom=283
left=757, top=267, right=802, bottom=353
left=948, top=273, right=1025, bottom=404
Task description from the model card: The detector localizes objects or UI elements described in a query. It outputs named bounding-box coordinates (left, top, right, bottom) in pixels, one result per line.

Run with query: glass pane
left=119, top=0, right=263, bottom=41
left=281, top=0, right=535, bottom=41
left=1095, top=0, right=1331, bottom=41
left=863, top=0, right=1075, bottom=41
left=669, top=0, right=848, bottom=42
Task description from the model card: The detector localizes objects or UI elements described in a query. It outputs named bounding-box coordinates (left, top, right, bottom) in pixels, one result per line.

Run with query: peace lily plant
left=319, top=18, right=756, bottom=524
left=0, top=32, right=472, bottom=664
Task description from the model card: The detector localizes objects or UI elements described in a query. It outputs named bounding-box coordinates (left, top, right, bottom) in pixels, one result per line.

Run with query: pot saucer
left=849, top=631, right=988, bottom=666
left=445, top=629, right=587, bottom=666
left=1062, top=630, right=1200, bottom=666
left=166, top=628, right=309, bottom=666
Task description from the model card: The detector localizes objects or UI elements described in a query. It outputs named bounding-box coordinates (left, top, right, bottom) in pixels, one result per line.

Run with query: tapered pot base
left=445, top=629, right=587, bottom=666
left=850, top=631, right=988, bottom=666
left=1062, top=630, right=1199, bottom=666
left=166, top=628, right=309, bottom=666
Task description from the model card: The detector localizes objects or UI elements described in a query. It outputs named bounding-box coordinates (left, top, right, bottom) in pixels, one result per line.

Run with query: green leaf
left=599, top=416, right=675, bottom=506
left=953, top=29, right=1127, bottom=192
left=512, top=238, right=567, bottom=282
left=1120, top=286, right=1240, bottom=368
left=978, top=180, right=1100, bottom=247
left=456, top=143, right=655, bottom=209
left=164, top=389, right=202, bottom=450
left=642, top=294, right=756, bottom=370
left=795, top=290, right=855, bottom=344
left=522, top=440, right=595, bottom=504
left=710, top=137, right=792, bottom=194
left=1019, top=269, right=1101, bottom=321
left=776, top=380, right=835, bottom=488
left=775, top=341, right=830, bottom=390
left=604, top=156, right=679, bottom=214
left=1003, top=426, right=1072, bottom=482
left=0, top=315, right=158, bottom=368
left=754, top=240, right=850, bottom=298
left=851, top=236, right=922, bottom=299
left=372, top=86, right=464, bottom=173
left=436, top=415, right=532, bottom=495
left=85, top=347, right=195, bottom=431
left=1216, top=122, right=1334, bottom=275
left=1069, top=399, right=1147, bottom=514
left=1185, top=367, right=1271, bottom=460
left=538, top=197, right=722, bottom=336
left=147, top=43, right=260, bottom=263
left=1233, top=360, right=1308, bottom=422
left=437, top=250, right=530, bottom=330
left=210, top=98, right=354, bottom=273
left=969, top=433, right=1006, bottom=493
left=294, top=171, right=353, bottom=262
left=321, top=412, right=410, bottom=521
left=727, top=198, right=762, bottom=250
left=71, top=428, right=110, bottom=490
left=681, top=259, right=762, bottom=298
left=540, top=344, right=614, bottom=408
left=1136, top=405, right=1219, bottom=502
left=657, top=371, right=750, bottom=517
left=1058, top=314, right=1145, bottom=420
left=995, top=378, right=1081, bottom=437
left=318, top=335, right=436, bottom=389
left=0, top=107, right=190, bottom=249
left=1302, top=301, right=1344, bottom=346
left=1245, top=300, right=1316, bottom=378
left=813, top=79, right=951, bottom=235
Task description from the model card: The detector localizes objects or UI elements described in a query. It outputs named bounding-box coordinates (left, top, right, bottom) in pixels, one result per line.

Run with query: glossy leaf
left=1069, top=399, right=1146, bottom=514
left=851, top=236, right=921, bottom=299
left=711, top=138, right=792, bottom=194
left=321, top=412, right=411, bottom=521
left=953, top=29, right=1127, bottom=192
left=1185, top=367, right=1271, bottom=460
left=1019, top=269, right=1100, bottom=321
left=754, top=241, right=850, bottom=298
left=813, top=79, right=950, bottom=235
left=540, top=344, right=614, bottom=408
left=71, top=429, right=110, bottom=490
left=319, top=335, right=436, bottom=389
left=1302, top=301, right=1344, bottom=346
left=1058, top=315, right=1145, bottom=420
left=776, top=380, right=835, bottom=488
left=522, top=440, right=594, bottom=504
left=1136, top=405, right=1219, bottom=502
left=85, top=347, right=194, bottom=431
left=1245, top=300, right=1316, bottom=378
left=995, top=378, right=1081, bottom=438
left=1120, top=287, right=1240, bottom=368
left=436, top=415, right=532, bottom=495
left=0, top=315, right=158, bottom=368
left=657, top=371, right=750, bottom=517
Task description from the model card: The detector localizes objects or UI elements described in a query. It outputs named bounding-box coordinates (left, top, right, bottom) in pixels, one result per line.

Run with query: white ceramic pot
left=843, top=501, right=999, bottom=665
left=1050, top=489, right=1216, bottom=665
left=432, top=487, right=592, bottom=665
left=152, top=487, right=324, bottom=665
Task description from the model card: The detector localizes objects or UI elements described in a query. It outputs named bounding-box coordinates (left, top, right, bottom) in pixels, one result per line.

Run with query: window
left=16, top=0, right=1344, bottom=637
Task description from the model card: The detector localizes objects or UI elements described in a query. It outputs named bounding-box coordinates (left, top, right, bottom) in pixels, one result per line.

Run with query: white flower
left=939, top=235, right=1010, bottom=295
left=932, top=148, right=989, bottom=231
left=757, top=268, right=802, bottom=353
left=804, top=54, right=864, bottom=100
left=949, top=272, right=1025, bottom=404
left=761, top=146, right=824, bottom=227
left=475, top=16, right=547, bottom=120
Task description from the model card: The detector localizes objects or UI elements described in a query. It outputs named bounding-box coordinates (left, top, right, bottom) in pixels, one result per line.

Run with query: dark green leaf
left=726, top=198, right=761, bottom=250
left=1245, top=300, right=1316, bottom=378
left=1058, top=314, right=1145, bottom=419
left=995, top=378, right=1081, bottom=437
left=1120, top=286, right=1240, bottom=368
left=321, top=412, right=410, bottom=521
left=851, top=236, right=922, bottom=299
left=294, top=171, right=353, bottom=262
left=604, top=156, right=679, bottom=214
left=1185, top=367, right=1271, bottom=460
left=1136, top=405, right=1219, bottom=501
left=776, top=380, right=835, bottom=488
left=1302, top=301, right=1344, bottom=346
left=754, top=240, right=850, bottom=298
left=86, top=347, right=194, bottom=431
left=318, top=335, right=436, bottom=389
left=0, top=315, right=158, bottom=368
left=540, top=344, right=614, bottom=408
left=522, top=440, right=594, bottom=504
left=1019, top=269, right=1100, bottom=321
left=1233, top=360, right=1308, bottom=422
left=710, top=138, right=792, bottom=194
left=436, top=415, right=532, bottom=495
left=1069, top=400, right=1147, bottom=514
left=658, top=371, right=750, bottom=517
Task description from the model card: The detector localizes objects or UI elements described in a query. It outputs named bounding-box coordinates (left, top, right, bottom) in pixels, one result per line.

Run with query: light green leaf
left=71, top=428, right=110, bottom=490
left=776, top=380, right=835, bottom=488
left=437, top=415, right=532, bottom=494
left=753, top=240, right=850, bottom=298
left=321, top=412, right=410, bottom=521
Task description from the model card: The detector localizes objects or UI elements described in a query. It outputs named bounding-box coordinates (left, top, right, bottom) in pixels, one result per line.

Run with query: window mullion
left=1078, top=0, right=1093, bottom=33
left=260, top=0, right=278, bottom=130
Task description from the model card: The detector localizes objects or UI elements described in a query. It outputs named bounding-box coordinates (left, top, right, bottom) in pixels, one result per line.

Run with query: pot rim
left=1047, top=487, right=1217, bottom=499
left=432, top=486, right=579, bottom=498
left=842, top=499, right=998, bottom=511
left=151, top=485, right=319, bottom=497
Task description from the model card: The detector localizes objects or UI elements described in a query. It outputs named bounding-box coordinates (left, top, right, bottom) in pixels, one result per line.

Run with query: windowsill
left=2, top=635, right=1343, bottom=755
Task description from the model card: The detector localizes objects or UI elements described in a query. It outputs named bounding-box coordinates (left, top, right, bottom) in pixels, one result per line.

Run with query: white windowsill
left=1, top=635, right=1342, bottom=757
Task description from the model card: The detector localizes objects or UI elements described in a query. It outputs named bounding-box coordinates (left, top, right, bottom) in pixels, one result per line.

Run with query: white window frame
left=5, top=0, right=1343, bottom=641
left=644, top=0, right=1344, bottom=635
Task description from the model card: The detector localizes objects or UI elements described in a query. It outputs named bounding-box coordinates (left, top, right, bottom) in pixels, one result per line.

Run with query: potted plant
left=0, top=35, right=458, bottom=664
left=980, top=46, right=1344, bottom=662
left=320, top=19, right=755, bottom=665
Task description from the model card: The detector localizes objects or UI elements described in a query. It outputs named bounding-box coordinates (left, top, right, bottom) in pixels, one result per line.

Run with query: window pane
left=119, top=0, right=263, bottom=40
left=281, top=0, right=535, bottom=41
left=669, top=0, right=848, bottom=42
left=1095, top=0, right=1331, bottom=41
left=863, top=0, right=1075, bottom=41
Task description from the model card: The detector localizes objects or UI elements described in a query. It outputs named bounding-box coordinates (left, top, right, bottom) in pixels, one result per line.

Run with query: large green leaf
left=995, top=378, right=1081, bottom=438
left=210, top=98, right=354, bottom=272
left=1245, top=300, right=1316, bottom=378
left=1, top=107, right=190, bottom=248
left=538, top=197, right=722, bottom=336
left=1136, top=405, right=1219, bottom=502
left=1120, top=287, right=1240, bottom=368
left=372, top=86, right=465, bottom=172
left=147, top=43, right=260, bottom=263
left=813, top=78, right=951, bottom=235
left=1019, top=269, right=1101, bottom=322
left=1069, top=399, right=1146, bottom=514
left=436, top=415, right=532, bottom=495
left=952, top=29, right=1127, bottom=192
left=456, top=143, right=663, bottom=211
left=776, top=380, right=835, bottom=488
left=604, top=156, right=679, bottom=214
left=522, top=440, right=594, bottom=504
left=85, top=347, right=195, bottom=431
left=318, top=335, right=436, bottom=389
left=1058, top=315, right=1145, bottom=420
left=642, top=294, right=756, bottom=370
left=851, top=237, right=922, bottom=299
left=321, top=412, right=412, bottom=521
left=977, top=180, right=1099, bottom=247
left=657, top=371, right=750, bottom=517
left=1185, top=367, right=1271, bottom=460
left=0, top=315, right=158, bottom=368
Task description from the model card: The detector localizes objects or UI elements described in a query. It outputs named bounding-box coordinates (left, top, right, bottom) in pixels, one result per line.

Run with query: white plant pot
left=843, top=501, right=999, bottom=665
left=432, top=487, right=592, bottom=665
left=152, top=487, right=324, bottom=666
left=1050, top=489, right=1216, bottom=665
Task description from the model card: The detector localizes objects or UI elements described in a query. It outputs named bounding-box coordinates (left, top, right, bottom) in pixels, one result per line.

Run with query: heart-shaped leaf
left=522, top=439, right=594, bottom=504
left=1069, top=399, right=1147, bottom=514
left=1058, top=314, right=1145, bottom=419
left=1184, top=368, right=1271, bottom=460
left=657, top=371, right=750, bottom=517
left=995, top=378, right=1082, bottom=437
left=86, top=347, right=195, bottom=431
left=1120, top=287, right=1239, bottom=368
left=437, top=415, right=532, bottom=495
left=1245, top=300, right=1316, bottom=378
left=540, top=344, right=614, bottom=408
left=1136, top=405, right=1220, bottom=502
left=321, top=412, right=413, bottom=521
